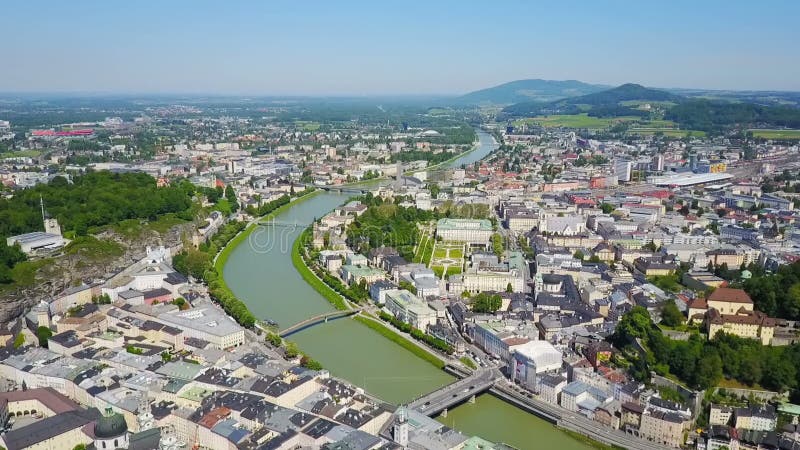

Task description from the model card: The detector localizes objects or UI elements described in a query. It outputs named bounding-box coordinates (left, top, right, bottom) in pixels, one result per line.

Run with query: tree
left=491, top=233, right=504, bottom=257
left=36, top=326, right=53, bottom=348
left=399, top=280, right=417, bottom=295
left=13, top=333, right=24, bottom=349
left=428, top=183, right=440, bottom=198
left=660, top=301, right=685, bottom=327
left=506, top=282, right=513, bottom=293
left=600, top=203, right=615, bottom=214
left=161, top=351, right=172, bottom=363
left=266, top=333, right=282, bottom=347
left=472, top=292, right=502, bottom=313
left=172, top=297, right=187, bottom=310
left=284, top=342, right=299, bottom=359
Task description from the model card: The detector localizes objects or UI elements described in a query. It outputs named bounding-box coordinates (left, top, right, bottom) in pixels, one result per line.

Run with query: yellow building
left=707, top=309, right=776, bottom=345
left=706, top=288, right=754, bottom=315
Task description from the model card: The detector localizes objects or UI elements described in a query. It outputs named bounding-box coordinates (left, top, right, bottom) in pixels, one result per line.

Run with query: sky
left=1, top=0, right=799, bottom=95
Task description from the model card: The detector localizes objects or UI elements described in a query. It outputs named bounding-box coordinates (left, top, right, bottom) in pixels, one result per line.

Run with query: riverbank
left=353, top=314, right=445, bottom=369
left=213, top=189, right=321, bottom=272
left=405, top=138, right=480, bottom=175
left=291, top=228, right=349, bottom=311
left=206, top=189, right=321, bottom=327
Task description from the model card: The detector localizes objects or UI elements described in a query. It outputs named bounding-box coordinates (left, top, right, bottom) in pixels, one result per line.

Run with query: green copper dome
left=95, top=411, right=128, bottom=439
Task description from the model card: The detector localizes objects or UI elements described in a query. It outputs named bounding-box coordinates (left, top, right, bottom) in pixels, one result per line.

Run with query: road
left=408, top=368, right=498, bottom=415
left=493, top=382, right=669, bottom=450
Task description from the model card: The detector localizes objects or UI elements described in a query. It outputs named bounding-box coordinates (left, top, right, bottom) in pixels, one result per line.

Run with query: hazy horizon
left=2, top=0, right=799, bottom=95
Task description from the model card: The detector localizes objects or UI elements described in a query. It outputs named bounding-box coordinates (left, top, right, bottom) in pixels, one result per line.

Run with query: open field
left=513, top=113, right=639, bottom=129
left=0, top=150, right=41, bottom=159
left=749, top=129, right=800, bottom=140
left=295, top=121, right=321, bottom=131
left=628, top=128, right=707, bottom=138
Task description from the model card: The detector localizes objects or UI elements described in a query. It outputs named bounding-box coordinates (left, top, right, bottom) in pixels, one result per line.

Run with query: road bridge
left=407, top=368, right=498, bottom=417
left=298, top=184, right=369, bottom=195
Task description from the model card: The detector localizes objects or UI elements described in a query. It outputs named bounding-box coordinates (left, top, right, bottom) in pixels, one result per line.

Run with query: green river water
left=222, top=131, right=590, bottom=449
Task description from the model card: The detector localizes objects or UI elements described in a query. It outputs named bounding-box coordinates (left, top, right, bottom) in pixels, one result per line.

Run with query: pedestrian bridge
left=277, top=308, right=363, bottom=337
left=257, top=219, right=312, bottom=228
left=299, top=184, right=370, bottom=195
left=407, top=367, right=499, bottom=417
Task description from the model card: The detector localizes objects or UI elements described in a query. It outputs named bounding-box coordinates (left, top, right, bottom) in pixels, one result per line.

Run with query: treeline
left=391, top=149, right=459, bottom=166
left=742, top=261, right=800, bottom=319
left=666, top=99, right=800, bottom=132
left=244, top=194, right=290, bottom=217
left=173, top=219, right=253, bottom=326
left=378, top=311, right=453, bottom=354
left=174, top=190, right=315, bottom=328
left=300, top=229, right=369, bottom=304
left=611, top=306, right=800, bottom=394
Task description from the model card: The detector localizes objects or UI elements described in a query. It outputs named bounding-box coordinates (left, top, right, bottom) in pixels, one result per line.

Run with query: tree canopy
left=472, top=292, right=502, bottom=313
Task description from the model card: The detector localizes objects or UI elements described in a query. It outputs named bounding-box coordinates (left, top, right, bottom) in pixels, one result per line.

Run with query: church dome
left=95, top=412, right=128, bottom=439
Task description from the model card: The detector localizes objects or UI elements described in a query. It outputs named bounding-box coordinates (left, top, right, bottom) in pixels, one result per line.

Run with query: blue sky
left=1, top=0, right=798, bottom=94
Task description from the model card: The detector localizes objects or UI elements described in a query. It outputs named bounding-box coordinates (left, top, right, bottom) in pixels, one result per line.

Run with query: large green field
left=295, top=121, right=321, bottom=132
left=0, top=150, right=41, bottom=159
left=513, top=113, right=639, bottom=129
left=749, top=129, right=800, bottom=140
left=628, top=128, right=707, bottom=138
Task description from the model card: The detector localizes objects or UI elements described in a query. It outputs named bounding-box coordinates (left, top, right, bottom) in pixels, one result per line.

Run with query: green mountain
left=455, top=79, right=607, bottom=105
left=501, top=83, right=682, bottom=117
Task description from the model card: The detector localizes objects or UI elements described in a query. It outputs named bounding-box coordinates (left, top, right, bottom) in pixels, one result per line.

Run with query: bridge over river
left=407, top=367, right=499, bottom=417
left=256, top=308, right=365, bottom=337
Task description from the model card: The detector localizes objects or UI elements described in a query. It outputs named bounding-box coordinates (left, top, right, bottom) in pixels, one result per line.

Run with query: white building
left=510, top=341, right=563, bottom=389
left=435, top=218, right=493, bottom=247
left=157, top=304, right=244, bottom=349
left=383, top=290, right=436, bottom=331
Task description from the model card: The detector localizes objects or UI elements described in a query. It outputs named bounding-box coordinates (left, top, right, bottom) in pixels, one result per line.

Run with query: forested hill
left=0, top=171, right=196, bottom=283
left=501, top=83, right=681, bottom=117
left=500, top=83, right=800, bottom=132
left=455, top=79, right=607, bottom=104
left=0, top=171, right=194, bottom=238
left=666, top=99, right=800, bottom=130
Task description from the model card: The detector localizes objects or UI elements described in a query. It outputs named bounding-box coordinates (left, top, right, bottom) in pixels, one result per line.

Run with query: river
left=222, top=130, right=590, bottom=448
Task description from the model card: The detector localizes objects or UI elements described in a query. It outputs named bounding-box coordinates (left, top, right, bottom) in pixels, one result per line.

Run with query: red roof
left=707, top=287, right=753, bottom=304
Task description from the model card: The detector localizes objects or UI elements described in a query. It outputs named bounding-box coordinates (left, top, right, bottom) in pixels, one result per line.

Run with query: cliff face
left=0, top=221, right=195, bottom=325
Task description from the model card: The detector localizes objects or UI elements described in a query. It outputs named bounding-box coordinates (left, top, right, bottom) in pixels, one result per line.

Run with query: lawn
left=291, top=231, right=348, bottom=311
left=65, top=236, right=125, bottom=262
left=628, top=128, right=707, bottom=138
left=0, top=149, right=42, bottom=159
left=147, top=213, right=189, bottom=233
left=749, top=129, right=800, bottom=140
left=433, top=248, right=447, bottom=259
left=296, top=121, right=321, bottom=132
left=514, top=113, right=639, bottom=129
left=460, top=356, right=477, bottom=370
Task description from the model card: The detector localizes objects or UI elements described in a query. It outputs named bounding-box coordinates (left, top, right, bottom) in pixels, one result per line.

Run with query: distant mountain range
left=454, top=79, right=608, bottom=104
